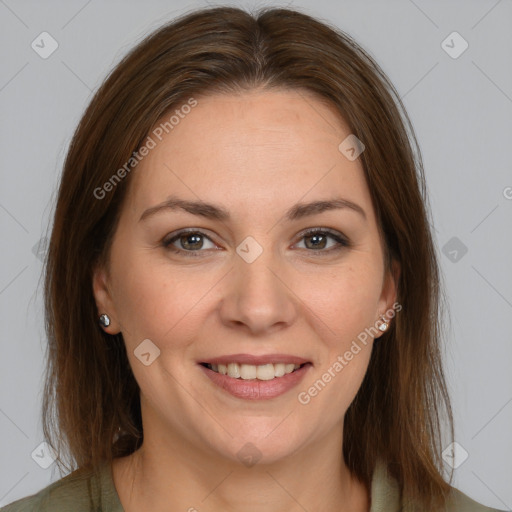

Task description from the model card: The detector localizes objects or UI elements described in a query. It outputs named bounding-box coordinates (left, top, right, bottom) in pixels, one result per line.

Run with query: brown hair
left=43, top=5, right=454, bottom=509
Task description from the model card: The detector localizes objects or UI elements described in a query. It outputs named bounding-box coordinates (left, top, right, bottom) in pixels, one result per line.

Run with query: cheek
left=294, top=261, right=383, bottom=346
left=309, top=265, right=381, bottom=408
left=324, top=352, right=372, bottom=425
left=111, top=250, right=216, bottom=350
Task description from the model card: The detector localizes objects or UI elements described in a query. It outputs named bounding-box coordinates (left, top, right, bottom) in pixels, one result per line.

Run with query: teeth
left=274, top=363, right=286, bottom=377
left=256, top=363, right=274, bottom=381
left=227, top=363, right=241, bottom=378
left=206, top=362, right=302, bottom=380
left=240, top=364, right=257, bottom=379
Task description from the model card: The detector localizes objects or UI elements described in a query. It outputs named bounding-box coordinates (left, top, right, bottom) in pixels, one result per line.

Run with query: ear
left=376, top=259, right=401, bottom=337
left=92, top=262, right=121, bottom=334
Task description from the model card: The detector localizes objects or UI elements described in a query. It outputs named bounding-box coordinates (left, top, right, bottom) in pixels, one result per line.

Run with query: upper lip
left=200, top=353, right=311, bottom=366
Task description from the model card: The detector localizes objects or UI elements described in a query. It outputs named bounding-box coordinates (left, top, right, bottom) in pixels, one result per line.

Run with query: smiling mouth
left=200, top=362, right=309, bottom=380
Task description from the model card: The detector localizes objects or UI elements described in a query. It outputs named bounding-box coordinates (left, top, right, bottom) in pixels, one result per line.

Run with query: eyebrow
left=139, top=195, right=367, bottom=223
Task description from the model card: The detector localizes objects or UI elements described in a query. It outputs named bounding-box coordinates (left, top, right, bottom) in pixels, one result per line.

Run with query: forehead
left=124, top=89, right=371, bottom=219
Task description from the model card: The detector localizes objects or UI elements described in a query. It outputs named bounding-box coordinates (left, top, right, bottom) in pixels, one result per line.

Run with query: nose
left=218, top=246, right=298, bottom=335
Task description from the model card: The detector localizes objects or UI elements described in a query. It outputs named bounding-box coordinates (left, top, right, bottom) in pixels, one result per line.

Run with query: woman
left=1, top=5, right=503, bottom=512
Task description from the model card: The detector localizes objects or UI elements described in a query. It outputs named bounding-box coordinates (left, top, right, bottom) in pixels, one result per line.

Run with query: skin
left=93, top=88, right=399, bottom=512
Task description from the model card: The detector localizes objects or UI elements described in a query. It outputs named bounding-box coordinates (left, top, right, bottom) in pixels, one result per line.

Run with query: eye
left=293, top=228, right=350, bottom=254
left=162, top=229, right=217, bottom=257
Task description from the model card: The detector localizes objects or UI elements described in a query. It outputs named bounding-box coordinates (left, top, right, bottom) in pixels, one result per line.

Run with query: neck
left=112, top=424, right=369, bottom=512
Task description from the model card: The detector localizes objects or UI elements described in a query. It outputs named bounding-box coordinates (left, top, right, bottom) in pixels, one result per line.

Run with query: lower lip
left=199, top=363, right=312, bottom=400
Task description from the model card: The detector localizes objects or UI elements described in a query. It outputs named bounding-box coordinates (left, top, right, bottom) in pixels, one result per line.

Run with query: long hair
left=42, top=5, right=453, bottom=509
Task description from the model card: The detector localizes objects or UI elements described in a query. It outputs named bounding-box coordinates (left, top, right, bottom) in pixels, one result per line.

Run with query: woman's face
left=93, top=88, right=398, bottom=465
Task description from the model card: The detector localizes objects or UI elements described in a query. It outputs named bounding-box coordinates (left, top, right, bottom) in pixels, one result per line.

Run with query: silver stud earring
left=378, top=316, right=389, bottom=332
left=99, top=314, right=111, bottom=328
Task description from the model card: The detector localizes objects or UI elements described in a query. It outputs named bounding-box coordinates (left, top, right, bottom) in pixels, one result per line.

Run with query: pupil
left=306, top=234, right=326, bottom=250
left=182, top=234, right=202, bottom=250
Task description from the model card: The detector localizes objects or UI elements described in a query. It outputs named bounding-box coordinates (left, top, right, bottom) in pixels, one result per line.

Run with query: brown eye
left=163, top=230, right=217, bottom=256
left=175, top=233, right=204, bottom=250
left=304, top=232, right=329, bottom=250
left=295, top=228, right=350, bottom=253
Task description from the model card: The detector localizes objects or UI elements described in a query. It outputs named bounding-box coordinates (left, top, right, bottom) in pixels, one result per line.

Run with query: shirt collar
left=370, top=457, right=401, bottom=512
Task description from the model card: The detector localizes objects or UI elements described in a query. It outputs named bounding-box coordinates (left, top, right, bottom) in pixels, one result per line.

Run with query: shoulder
left=0, top=463, right=120, bottom=512
left=0, top=468, right=96, bottom=512
left=444, top=486, right=507, bottom=512
left=371, top=457, right=506, bottom=512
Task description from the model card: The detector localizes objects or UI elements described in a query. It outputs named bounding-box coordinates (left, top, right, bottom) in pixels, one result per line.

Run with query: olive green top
left=0, top=458, right=505, bottom=511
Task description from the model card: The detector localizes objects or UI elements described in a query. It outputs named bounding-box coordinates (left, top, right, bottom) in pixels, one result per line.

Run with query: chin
left=202, top=421, right=308, bottom=467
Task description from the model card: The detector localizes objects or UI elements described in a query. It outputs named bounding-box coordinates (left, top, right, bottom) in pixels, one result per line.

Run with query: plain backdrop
left=0, top=0, right=511, bottom=509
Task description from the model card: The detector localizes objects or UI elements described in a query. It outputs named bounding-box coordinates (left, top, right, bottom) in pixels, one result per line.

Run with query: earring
left=378, top=316, right=389, bottom=332
left=99, top=314, right=111, bottom=328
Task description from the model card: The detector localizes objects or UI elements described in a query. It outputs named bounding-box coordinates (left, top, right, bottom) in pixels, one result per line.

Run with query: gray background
left=0, top=0, right=511, bottom=509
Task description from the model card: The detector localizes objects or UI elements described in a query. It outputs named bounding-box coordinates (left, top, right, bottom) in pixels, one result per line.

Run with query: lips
left=198, top=354, right=312, bottom=400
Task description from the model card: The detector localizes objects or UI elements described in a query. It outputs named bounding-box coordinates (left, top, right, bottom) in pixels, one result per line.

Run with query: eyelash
left=162, top=227, right=351, bottom=258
